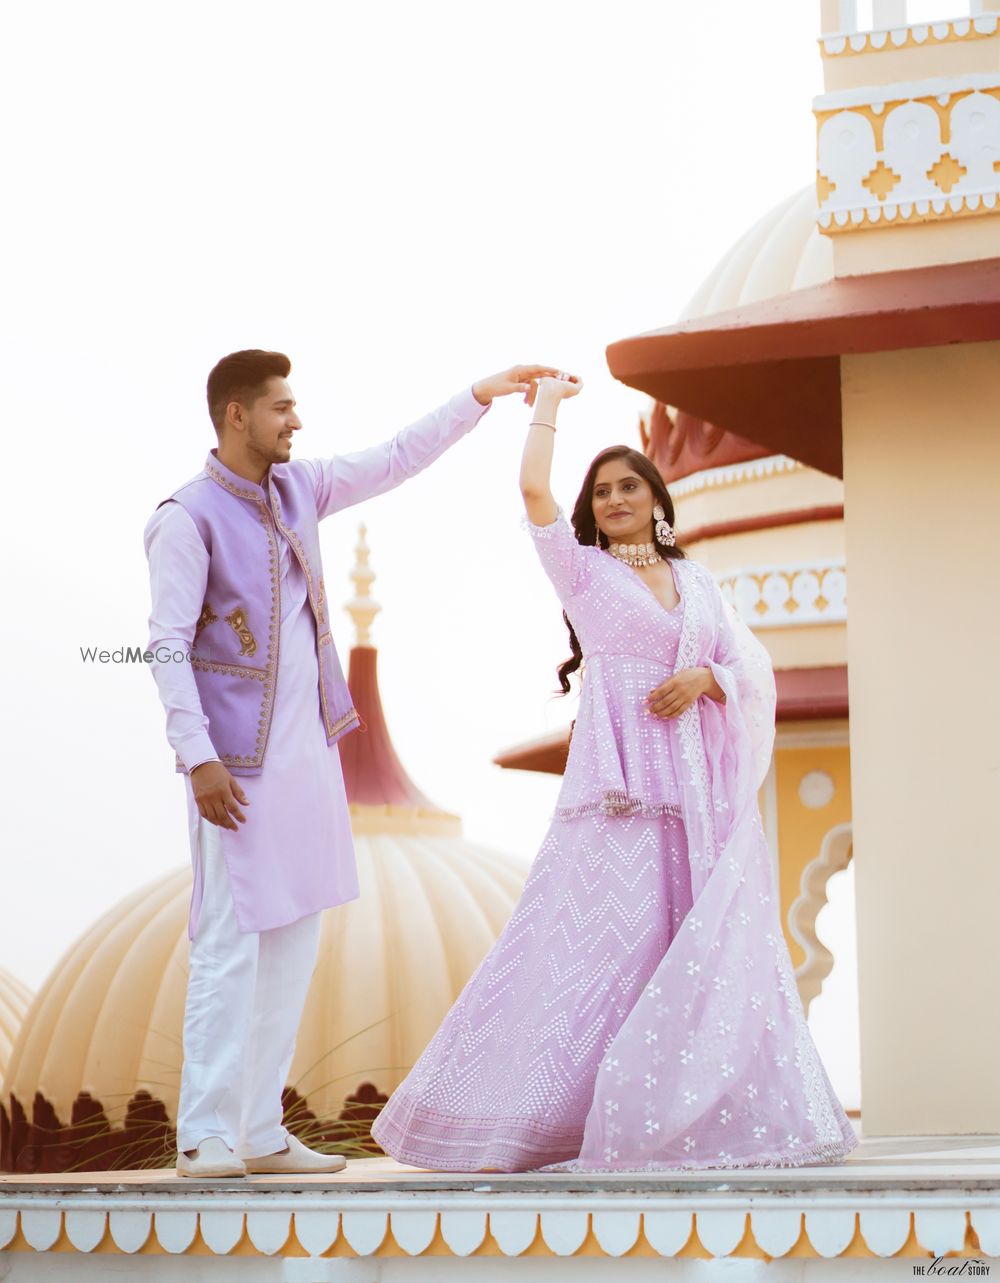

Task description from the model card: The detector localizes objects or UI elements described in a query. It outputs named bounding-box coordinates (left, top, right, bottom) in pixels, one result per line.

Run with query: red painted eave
left=493, top=729, right=570, bottom=777
left=607, top=256, right=1000, bottom=478
left=775, top=664, right=849, bottom=722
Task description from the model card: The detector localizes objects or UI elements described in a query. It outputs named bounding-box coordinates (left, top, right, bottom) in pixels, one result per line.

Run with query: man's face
left=238, top=376, right=302, bottom=466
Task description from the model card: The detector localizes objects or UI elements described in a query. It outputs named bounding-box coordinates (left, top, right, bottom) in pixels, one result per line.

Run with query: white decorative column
left=815, top=0, right=1000, bottom=1134
left=821, top=0, right=859, bottom=34
left=840, top=341, right=1000, bottom=1134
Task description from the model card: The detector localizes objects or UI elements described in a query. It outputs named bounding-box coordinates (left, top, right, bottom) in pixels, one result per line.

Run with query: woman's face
left=592, top=459, right=656, bottom=544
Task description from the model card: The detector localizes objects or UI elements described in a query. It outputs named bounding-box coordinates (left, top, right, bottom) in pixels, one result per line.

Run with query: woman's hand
left=528, top=371, right=583, bottom=430
left=536, top=372, right=583, bottom=404
left=518, top=370, right=583, bottom=525
left=472, top=364, right=564, bottom=406
left=646, top=667, right=716, bottom=719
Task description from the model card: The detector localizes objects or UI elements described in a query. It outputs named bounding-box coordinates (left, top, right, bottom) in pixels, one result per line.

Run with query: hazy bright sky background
left=1, top=0, right=968, bottom=1106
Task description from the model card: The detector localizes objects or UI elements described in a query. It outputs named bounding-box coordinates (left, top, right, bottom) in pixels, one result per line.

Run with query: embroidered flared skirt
left=371, top=810, right=693, bottom=1171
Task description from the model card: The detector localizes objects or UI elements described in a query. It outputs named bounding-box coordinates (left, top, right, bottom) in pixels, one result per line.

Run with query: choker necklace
left=608, top=541, right=659, bottom=568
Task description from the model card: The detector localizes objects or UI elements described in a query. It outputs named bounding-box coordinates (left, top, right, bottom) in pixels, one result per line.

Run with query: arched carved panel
left=788, top=822, right=854, bottom=1015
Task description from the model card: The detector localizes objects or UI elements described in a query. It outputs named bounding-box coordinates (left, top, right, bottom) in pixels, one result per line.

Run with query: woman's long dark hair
left=556, top=446, right=686, bottom=695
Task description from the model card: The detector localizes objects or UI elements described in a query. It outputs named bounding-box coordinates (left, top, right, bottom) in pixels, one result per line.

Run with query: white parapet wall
left=821, top=0, right=1000, bottom=37
left=4, top=1139, right=1000, bottom=1280
left=814, top=0, right=1000, bottom=234
left=718, top=560, right=847, bottom=629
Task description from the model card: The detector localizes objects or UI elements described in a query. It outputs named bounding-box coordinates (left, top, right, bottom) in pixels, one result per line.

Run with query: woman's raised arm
left=519, top=373, right=583, bottom=526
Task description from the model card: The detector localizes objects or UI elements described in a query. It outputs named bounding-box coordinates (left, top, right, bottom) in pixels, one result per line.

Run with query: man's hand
left=472, top=364, right=565, bottom=406
left=646, top=667, right=717, bottom=719
left=190, top=760, right=250, bottom=831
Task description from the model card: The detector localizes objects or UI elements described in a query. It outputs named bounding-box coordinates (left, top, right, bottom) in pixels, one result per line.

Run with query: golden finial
left=345, top=523, right=381, bottom=648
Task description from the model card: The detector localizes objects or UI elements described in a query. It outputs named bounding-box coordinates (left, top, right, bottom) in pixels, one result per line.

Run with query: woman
left=371, top=374, right=857, bottom=1173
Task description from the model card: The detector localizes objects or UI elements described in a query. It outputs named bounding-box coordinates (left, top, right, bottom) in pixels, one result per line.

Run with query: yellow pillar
left=841, top=339, right=1000, bottom=1133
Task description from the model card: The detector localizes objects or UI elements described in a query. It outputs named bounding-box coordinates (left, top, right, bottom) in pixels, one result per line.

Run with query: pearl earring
left=653, top=503, right=676, bottom=547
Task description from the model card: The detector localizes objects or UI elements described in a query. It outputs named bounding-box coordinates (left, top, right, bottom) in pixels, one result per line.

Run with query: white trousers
left=175, top=818, right=322, bottom=1158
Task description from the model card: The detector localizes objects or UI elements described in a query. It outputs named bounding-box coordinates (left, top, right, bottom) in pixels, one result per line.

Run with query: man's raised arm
left=305, top=366, right=564, bottom=520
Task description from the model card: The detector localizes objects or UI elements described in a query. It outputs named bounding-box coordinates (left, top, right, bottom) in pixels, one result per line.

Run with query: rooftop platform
left=2, top=1131, right=1000, bottom=1276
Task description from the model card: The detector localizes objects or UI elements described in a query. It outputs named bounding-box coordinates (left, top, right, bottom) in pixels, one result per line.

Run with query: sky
left=4, top=0, right=971, bottom=1104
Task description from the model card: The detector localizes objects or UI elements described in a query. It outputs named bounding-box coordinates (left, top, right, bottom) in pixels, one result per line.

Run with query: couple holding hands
left=145, top=354, right=855, bottom=1177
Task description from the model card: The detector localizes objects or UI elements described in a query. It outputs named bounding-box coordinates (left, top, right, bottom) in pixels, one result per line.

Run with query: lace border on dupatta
left=670, top=560, right=717, bottom=872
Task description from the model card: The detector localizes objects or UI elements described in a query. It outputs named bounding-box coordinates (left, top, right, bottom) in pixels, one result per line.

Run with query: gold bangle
left=530, top=421, right=556, bottom=431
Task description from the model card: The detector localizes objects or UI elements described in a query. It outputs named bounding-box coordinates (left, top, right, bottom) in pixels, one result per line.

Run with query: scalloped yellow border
left=0, top=1205, right=991, bottom=1260
left=818, top=188, right=1000, bottom=233
left=820, top=14, right=998, bottom=57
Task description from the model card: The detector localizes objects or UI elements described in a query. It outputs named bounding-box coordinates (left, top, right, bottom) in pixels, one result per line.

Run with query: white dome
left=2, top=528, right=531, bottom=1168
left=680, top=186, right=834, bottom=322
left=0, top=968, right=32, bottom=1089
left=2, top=830, right=528, bottom=1128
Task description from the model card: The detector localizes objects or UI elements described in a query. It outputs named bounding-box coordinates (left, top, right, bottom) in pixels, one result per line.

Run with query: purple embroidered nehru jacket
left=144, top=387, right=491, bottom=935
left=160, top=453, right=358, bottom=775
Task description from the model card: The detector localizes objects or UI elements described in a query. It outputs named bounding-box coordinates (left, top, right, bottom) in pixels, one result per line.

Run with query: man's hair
left=206, top=349, right=291, bottom=433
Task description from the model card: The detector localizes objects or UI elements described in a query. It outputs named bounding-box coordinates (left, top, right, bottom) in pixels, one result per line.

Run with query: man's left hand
left=472, top=364, right=565, bottom=406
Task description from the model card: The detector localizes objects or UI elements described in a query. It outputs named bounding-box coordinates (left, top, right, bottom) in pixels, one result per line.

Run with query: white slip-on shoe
left=244, top=1133, right=347, bottom=1175
left=176, top=1136, right=247, bottom=1179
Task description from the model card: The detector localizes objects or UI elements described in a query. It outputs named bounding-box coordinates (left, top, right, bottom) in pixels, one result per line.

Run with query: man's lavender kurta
left=144, top=386, right=490, bottom=938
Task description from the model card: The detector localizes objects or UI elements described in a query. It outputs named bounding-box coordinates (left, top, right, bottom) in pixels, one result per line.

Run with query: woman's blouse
left=525, top=509, right=688, bottom=820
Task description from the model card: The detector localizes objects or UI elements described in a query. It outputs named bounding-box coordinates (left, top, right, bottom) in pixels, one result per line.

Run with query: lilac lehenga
left=370, top=510, right=858, bottom=1172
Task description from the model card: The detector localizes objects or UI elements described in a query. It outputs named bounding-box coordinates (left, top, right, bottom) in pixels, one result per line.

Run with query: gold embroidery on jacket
left=269, top=486, right=322, bottom=616
left=205, top=459, right=263, bottom=501
left=225, top=607, right=258, bottom=658
left=195, top=602, right=218, bottom=636
left=179, top=476, right=279, bottom=772
left=191, top=658, right=266, bottom=679
left=268, top=489, right=347, bottom=738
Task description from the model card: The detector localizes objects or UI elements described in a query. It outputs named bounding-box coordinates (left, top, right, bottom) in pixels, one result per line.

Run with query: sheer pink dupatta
left=559, top=561, right=857, bottom=1172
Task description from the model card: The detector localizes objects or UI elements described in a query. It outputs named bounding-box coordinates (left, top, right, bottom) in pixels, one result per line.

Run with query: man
left=144, top=350, right=558, bottom=1177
